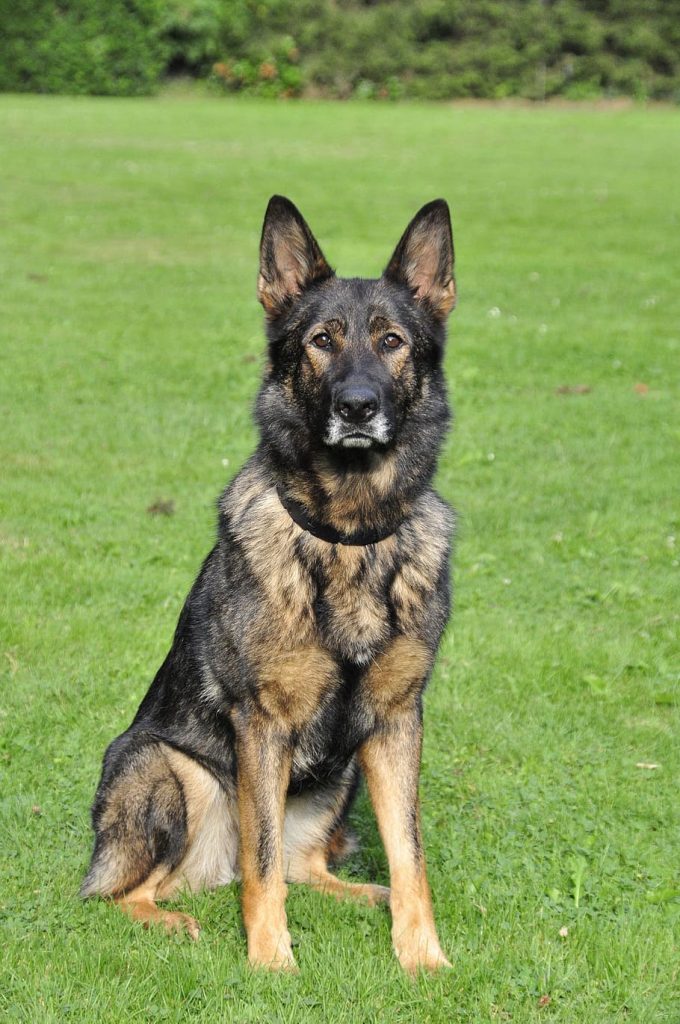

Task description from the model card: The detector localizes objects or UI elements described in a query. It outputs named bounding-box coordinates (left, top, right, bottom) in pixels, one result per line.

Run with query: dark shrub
left=0, top=0, right=678, bottom=100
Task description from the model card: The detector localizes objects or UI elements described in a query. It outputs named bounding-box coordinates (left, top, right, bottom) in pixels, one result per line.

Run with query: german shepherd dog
left=82, top=196, right=457, bottom=974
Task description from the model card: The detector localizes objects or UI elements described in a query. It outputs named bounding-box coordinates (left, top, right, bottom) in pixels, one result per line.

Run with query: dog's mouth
left=324, top=412, right=392, bottom=450
left=339, top=432, right=374, bottom=449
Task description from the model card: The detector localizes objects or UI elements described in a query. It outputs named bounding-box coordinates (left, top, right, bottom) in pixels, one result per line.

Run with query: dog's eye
left=311, top=332, right=332, bottom=349
left=383, top=333, right=404, bottom=350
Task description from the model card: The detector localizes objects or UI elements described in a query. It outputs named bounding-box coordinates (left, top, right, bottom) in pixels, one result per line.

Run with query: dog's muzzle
left=325, top=384, right=390, bottom=449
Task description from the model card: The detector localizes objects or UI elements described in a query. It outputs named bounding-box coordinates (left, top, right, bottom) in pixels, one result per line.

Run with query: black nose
left=334, top=385, right=379, bottom=424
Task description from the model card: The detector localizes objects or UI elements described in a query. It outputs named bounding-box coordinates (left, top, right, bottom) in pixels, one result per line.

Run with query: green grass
left=1, top=95, right=678, bottom=1023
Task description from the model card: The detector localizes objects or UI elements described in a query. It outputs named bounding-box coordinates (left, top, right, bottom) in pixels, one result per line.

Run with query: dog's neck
left=275, top=482, right=400, bottom=545
left=269, top=439, right=437, bottom=540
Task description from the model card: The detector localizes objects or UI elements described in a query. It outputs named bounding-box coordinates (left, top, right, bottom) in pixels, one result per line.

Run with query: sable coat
left=82, top=196, right=456, bottom=974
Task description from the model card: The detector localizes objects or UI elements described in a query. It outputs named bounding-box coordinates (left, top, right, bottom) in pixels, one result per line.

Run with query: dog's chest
left=231, top=508, right=446, bottom=781
left=288, top=662, right=368, bottom=788
left=289, top=631, right=433, bottom=789
left=310, top=543, right=392, bottom=664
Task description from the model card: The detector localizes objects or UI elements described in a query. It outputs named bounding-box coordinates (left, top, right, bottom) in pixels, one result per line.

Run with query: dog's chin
left=325, top=432, right=394, bottom=454
left=339, top=435, right=374, bottom=449
left=324, top=413, right=393, bottom=452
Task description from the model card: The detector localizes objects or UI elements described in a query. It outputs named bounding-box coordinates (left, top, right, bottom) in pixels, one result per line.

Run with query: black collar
left=276, top=486, right=399, bottom=546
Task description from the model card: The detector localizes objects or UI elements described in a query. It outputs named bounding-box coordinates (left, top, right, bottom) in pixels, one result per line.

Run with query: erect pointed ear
left=257, top=195, right=334, bottom=317
left=383, top=199, right=456, bottom=319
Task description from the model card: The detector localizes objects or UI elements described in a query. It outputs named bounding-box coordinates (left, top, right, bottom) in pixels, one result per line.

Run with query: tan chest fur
left=224, top=468, right=449, bottom=727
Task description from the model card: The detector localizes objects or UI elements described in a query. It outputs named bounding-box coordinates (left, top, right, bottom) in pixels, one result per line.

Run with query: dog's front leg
left=360, top=707, right=451, bottom=975
left=233, top=711, right=296, bottom=971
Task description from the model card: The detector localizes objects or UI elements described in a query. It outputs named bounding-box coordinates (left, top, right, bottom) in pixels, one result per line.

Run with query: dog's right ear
left=257, top=196, right=334, bottom=318
left=383, top=199, right=456, bottom=320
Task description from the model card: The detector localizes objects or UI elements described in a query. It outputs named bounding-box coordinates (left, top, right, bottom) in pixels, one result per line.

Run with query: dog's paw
left=394, top=930, right=452, bottom=975
left=248, top=927, right=298, bottom=973
left=363, top=883, right=391, bottom=907
left=159, top=910, right=201, bottom=941
left=119, top=897, right=202, bottom=941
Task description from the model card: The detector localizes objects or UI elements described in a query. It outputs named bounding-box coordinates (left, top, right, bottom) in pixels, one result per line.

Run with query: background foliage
left=1, top=0, right=679, bottom=100
left=0, top=0, right=166, bottom=97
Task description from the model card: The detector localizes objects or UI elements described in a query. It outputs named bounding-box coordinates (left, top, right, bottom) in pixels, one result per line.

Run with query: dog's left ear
left=383, top=199, right=456, bottom=319
left=258, top=195, right=334, bottom=318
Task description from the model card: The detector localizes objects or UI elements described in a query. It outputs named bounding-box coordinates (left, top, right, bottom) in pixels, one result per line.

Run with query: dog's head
left=256, top=196, right=455, bottom=466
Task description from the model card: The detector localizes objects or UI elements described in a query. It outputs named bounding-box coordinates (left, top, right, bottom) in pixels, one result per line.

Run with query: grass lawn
left=1, top=94, right=678, bottom=1023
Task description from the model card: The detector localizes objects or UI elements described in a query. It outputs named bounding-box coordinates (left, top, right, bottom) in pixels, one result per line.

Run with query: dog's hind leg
left=287, top=844, right=390, bottom=907
left=115, top=865, right=201, bottom=939
left=283, top=766, right=390, bottom=907
left=82, top=738, right=238, bottom=939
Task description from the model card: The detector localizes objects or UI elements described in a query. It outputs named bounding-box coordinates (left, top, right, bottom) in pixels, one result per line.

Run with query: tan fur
left=86, top=747, right=185, bottom=899
left=96, top=750, right=164, bottom=835
left=241, top=880, right=296, bottom=971
left=363, top=636, right=431, bottom=713
left=97, top=741, right=376, bottom=953
left=225, top=461, right=451, bottom=666
left=228, top=478, right=317, bottom=649
left=367, top=317, right=417, bottom=379
left=282, top=788, right=389, bottom=906
left=257, top=241, right=324, bottom=317
left=401, top=229, right=456, bottom=318
left=115, top=867, right=200, bottom=940
left=360, top=716, right=450, bottom=974
left=287, top=847, right=389, bottom=906
left=255, top=645, right=338, bottom=728
left=302, top=319, right=347, bottom=377
left=302, top=317, right=419, bottom=383
left=227, top=461, right=440, bottom=666
left=215, top=464, right=450, bottom=970
left=325, top=823, right=354, bottom=863
left=163, top=749, right=239, bottom=892
left=257, top=272, right=286, bottom=317
left=391, top=499, right=451, bottom=633
left=304, top=343, right=330, bottom=377
left=389, top=870, right=449, bottom=974
left=234, top=717, right=296, bottom=970
left=321, top=549, right=391, bottom=662
left=257, top=205, right=332, bottom=319
left=108, top=750, right=385, bottom=954
left=280, top=446, right=404, bottom=538
left=311, top=454, right=402, bottom=532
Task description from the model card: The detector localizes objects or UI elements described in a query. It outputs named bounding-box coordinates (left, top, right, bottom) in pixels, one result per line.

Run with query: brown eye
left=311, top=331, right=332, bottom=349
left=383, top=333, right=404, bottom=350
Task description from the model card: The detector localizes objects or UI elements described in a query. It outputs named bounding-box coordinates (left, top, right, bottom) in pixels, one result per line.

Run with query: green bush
left=0, top=0, right=166, bottom=96
left=160, top=0, right=223, bottom=74
left=0, top=0, right=678, bottom=99
left=215, top=0, right=680, bottom=101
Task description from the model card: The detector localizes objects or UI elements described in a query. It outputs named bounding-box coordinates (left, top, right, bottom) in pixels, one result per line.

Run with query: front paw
left=394, top=929, right=452, bottom=975
left=248, top=925, right=298, bottom=973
